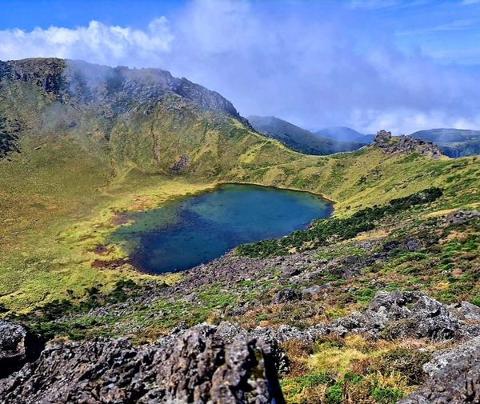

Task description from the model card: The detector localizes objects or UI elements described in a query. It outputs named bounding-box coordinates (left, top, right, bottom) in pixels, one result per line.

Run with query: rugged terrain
left=0, top=58, right=479, bottom=403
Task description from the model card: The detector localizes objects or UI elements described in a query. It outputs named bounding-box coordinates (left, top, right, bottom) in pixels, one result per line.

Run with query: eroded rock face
left=400, top=336, right=480, bottom=404
left=0, top=323, right=284, bottom=404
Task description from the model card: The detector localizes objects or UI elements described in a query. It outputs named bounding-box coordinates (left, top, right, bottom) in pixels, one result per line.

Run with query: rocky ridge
left=1, top=58, right=243, bottom=121
left=374, top=130, right=443, bottom=158
left=0, top=58, right=250, bottom=162
left=0, top=322, right=284, bottom=403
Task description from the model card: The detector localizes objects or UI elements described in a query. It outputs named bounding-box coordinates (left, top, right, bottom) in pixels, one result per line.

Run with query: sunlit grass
left=0, top=121, right=479, bottom=312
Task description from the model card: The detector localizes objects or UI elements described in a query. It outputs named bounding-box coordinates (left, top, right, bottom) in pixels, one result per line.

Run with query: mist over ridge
left=0, top=0, right=479, bottom=134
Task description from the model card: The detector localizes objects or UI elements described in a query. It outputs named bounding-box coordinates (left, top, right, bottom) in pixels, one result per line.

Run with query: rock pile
left=374, top=130, right=442, bottom=158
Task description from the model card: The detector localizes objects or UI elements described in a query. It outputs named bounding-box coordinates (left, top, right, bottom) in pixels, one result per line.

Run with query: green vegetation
left=4, top=96, right=479, bottom=314
left=281, top=335, right=433, bottom=403
left=237, top=188, right=443, bottom=258
left=0, top=135, right=206, bottom=311
left=1, top=58, right=480, bottom=403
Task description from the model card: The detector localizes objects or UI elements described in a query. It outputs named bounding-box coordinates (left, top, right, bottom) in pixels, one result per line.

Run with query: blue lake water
left=112, top=184, right=332, bottom=274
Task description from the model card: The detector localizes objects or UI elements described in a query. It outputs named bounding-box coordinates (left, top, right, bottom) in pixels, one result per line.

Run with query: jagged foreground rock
left=2, top=291, right=480, bottom=403
left=401, top=337, right=480, bottom=403
left=0, top=323, right=284, bottom=404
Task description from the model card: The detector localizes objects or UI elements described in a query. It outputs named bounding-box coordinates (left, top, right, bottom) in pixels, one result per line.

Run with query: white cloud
left=0, top=0, right=478, bottom=134
left=0, top=18, right=173, bottom=66
left=353, top=109, right=480, bottom=134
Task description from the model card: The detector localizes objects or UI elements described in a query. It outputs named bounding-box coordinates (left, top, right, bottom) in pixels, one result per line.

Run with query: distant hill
left=315, top=126, right=374, bottom=143
left=248, top=116, right=365, bottom=155
left=409, top=129, right=480, bottom=157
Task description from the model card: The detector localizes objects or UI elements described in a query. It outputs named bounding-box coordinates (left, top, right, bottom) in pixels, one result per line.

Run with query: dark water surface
left=112, top=184, right=332, bottom=274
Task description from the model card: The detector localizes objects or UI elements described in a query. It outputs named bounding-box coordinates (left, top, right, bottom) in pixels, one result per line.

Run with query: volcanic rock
left=374, top=129, right=442, bottom=158
left=334, top=291, right=460, bottom=340
left=0, top=323, right=284, bottom=403
left=401, top=336, right=480, bottom=403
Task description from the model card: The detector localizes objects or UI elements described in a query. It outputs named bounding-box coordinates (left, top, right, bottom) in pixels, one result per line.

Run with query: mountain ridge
left=315, top=126, right=374, bottom=143
left=409, top=128, right=480, bottom=157
left=1, top=58, right=244, bottom=120
left=248, top=115, right=366, bottom=155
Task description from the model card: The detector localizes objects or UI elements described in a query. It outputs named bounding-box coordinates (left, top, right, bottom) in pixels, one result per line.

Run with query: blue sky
left=0, top=0, right=182, bottom=30
left=0, top=0, right=479, bottom=133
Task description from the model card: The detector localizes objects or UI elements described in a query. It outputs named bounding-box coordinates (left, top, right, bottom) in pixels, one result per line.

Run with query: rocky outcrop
left=0, top=321, right=42, bottom=378
left=170, top=154, right=190, bottom=174
left=273, top=288, right=302, bottom=304
left=0, top=323, right=284, bottom=403
left=334, top=291, right=462, bottom=340
left=440, top=209, right=480, bottom=227
left=2, top=291, right=479, bottom=402
left=374, top=130, right=442, bottom=158
left=401, top=336, right=480, bottom=403
left=0, top=117, right=22, bottom=158
left=255, top=291, right=480, bottom=344
left=0, top=131, right=19, bottom=158
left=374, top=129, right=393, bottom=144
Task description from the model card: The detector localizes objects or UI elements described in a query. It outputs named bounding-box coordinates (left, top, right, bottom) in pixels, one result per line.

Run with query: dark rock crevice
left=0, top=321, right=44, bottom=379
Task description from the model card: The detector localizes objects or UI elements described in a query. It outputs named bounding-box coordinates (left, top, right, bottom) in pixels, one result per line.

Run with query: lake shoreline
left=112, top=183, right=334, bottom=274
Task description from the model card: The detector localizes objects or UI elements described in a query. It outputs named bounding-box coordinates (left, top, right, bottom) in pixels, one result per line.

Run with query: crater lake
left=111, top=184, right=333, bottom=273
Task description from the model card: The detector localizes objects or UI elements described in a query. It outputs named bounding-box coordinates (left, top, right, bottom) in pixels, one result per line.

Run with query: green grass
left=0, top=135, right=211, bottom=311
left=0, top=92, right=479, bottom=313
left=280, top=335, right=430, bottom=403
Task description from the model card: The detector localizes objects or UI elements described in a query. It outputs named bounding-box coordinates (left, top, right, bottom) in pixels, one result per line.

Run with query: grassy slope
left=0, top=135, right=213, bottom=311
left=233, top=145, right=480, bottom=214
left=0, top=81, right=479, bottom=312
left=1, top=123, right=479, bottom=312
